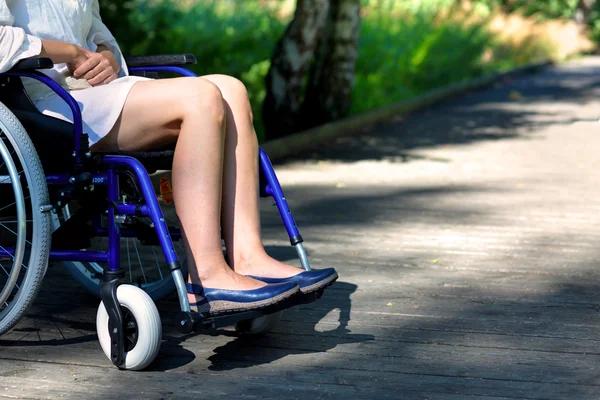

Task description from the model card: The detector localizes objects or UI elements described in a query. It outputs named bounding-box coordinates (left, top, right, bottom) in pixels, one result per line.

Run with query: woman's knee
left=210, top=75, right=248, bottom=98
left=179, top=78, right=226, bottom=125
left=202, top=75, right=253, bottom=120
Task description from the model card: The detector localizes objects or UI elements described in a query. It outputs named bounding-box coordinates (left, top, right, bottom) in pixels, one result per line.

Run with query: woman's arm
left=1, top=0, right=118, bottom=84
left=39, top=39, right=118, bottom=86
left=87, top=0, right=127, bottom=76
left=39, top=39, right=89, bottom=66
left=0, top=0, right=42, bottom=72
left=0, top=4, right=89, bottom=73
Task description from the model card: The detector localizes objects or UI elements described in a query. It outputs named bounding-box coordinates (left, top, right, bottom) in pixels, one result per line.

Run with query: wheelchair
left=0, top=54, right=320, bottom=370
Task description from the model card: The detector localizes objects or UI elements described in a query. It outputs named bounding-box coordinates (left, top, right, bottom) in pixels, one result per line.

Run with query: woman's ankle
left=186, top=250, right=230, bottom=284
left=192, top=270, right=266, bottom=291
left=229, top=250, right=304, bottom=279
left=228, top=247, right=267, bottom=274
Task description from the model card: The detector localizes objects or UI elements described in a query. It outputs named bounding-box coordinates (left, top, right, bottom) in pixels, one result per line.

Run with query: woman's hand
left=40, top=41, right=120, bottom=86
left=68, top=45, right=120, bottom=86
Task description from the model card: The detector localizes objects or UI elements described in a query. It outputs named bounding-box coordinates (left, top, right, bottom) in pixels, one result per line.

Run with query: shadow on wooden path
left=4, top=58, right=600, bottom=399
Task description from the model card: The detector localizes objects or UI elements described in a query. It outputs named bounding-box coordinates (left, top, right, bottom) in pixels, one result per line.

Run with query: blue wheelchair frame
left=0, top=58, right=313, bottom=367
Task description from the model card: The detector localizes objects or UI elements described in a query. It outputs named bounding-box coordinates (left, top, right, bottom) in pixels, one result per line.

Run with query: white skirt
left=32, top=76, right=151, bottom=146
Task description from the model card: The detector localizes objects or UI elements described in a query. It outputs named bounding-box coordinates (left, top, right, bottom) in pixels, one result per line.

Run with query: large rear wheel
left=0, top=102, right=51, bottom=336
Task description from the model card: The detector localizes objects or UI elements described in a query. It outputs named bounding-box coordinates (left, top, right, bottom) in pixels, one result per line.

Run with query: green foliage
left=351, top=1, right=560, bottom=114
left=99, top=0, right=579, bottom=140
left=353, top=7, right=491, bottom=113
left=101, top=0, right=287, bottom=139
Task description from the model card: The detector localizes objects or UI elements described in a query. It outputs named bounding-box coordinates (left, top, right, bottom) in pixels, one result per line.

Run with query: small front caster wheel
left=96, top=285, right=162, bottom=370
left=235, top=311, right=283, bottom=336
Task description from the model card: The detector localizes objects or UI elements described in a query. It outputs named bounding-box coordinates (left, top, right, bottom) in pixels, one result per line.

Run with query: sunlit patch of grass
left=350, top=1, right=594, bottom=115
left=486, top=11, right=594, bottom=63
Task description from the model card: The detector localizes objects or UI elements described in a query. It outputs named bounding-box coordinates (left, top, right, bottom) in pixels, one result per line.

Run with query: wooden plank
left=0, top=359, right=388, bottom=400
left=3, top=320, right=600, bottom=393
left=0, top=353, right=596, bottom=400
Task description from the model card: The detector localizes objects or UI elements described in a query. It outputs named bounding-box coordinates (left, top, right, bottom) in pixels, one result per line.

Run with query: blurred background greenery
left=99, top=0, right=597, bottom=141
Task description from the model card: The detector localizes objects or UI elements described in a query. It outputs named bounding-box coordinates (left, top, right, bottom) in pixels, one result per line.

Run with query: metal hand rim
left=0, top=132, right=26, bottom=306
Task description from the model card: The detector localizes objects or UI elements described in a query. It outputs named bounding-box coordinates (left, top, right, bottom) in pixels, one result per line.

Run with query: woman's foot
left=186, top=264, right=300, bottom=315
left=187, top=260, right=267, bottom=307
left=249, top=268, right=338, bottom=294
left=232, top=251, right=338, bottom=294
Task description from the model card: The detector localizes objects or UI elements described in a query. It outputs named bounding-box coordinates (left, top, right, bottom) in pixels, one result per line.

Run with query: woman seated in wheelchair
left=0, top=0, right=337, bottom=315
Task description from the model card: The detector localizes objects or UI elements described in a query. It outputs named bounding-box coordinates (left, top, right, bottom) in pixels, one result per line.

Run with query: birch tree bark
left=301, top=0, right=361, bottom=129
left=575, top=0, right=596, bottom=24
left=262, top=0, right=329, bottom=139
left=263, top=0, right=361, bottom=140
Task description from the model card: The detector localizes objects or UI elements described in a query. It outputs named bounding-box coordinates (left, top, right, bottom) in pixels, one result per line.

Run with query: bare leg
left=92, top=77, right=266, bottom=300
left=201, top=75, right=304, bottom=278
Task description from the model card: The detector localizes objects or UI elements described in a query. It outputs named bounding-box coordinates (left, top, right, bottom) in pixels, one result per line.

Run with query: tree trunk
left=575, top=0, right=596, bottom=24
left=301, top=0, right=361, bottom=129
left=262, top=0, right=329, bottom=140
left=500, top=0, right=512, bottom=12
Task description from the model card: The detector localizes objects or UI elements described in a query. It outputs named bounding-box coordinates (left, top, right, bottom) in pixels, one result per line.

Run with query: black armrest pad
left=9, top=57, right=54, bottom=71
left=124, top=54, right=197, bottom=68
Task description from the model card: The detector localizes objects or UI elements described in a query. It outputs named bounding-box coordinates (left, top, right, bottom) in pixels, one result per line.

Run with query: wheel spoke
left=0, top=195, right=30, bottom=213
left=0, top=247, right=27, bottom=271
left=1, top=170, right=25, bottom=182
left=0, top=223, right=32, bottom=246
left=0, top=261, right=9, bottom=276
left=61, top=193, right=183, bottom=298
left=126, top=238, right=132, bottom=282
left=0, top=245, right=14, bottom=261
left=0, top=146, right=16, bottom=171
left=132, top=239, right=147, bottom=284
left=166, top=216, right=179, bottom=225
left=0, top=262, right=19, bottom=290
left=151, top=246, right=164, bottom=280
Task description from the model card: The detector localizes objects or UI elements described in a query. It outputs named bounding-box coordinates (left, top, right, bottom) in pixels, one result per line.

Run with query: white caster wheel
left=96, top=285, right=162, bottom=370
left=235, top=311, right=282, bottom=336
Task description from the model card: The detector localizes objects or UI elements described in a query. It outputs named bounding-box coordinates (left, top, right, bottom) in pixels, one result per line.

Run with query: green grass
left=351, top=6, right=494, bottom=113
left=108, top=0, right=564, bottom=141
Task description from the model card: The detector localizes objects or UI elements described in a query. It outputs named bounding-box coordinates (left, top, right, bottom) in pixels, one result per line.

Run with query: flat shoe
left=186, top=281, right=299, bottom=315
left=248, top=268, right=338, bottom=294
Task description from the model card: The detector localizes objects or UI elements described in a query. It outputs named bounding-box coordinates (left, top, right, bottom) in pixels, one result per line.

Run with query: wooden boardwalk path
left=3, top=57, right=600, bottom=399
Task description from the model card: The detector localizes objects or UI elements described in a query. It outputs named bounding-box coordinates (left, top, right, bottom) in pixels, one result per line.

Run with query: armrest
left=9, top=57, right=54, bottom=72
left=1, top=70, right=85, bottom=162
left=124, top=54, right=197, bottom=68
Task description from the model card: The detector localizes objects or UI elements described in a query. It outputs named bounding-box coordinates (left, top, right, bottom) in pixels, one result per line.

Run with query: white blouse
left=0, top=0, right=128, bottom=100
left=0, top=0, right=149, bottom=146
